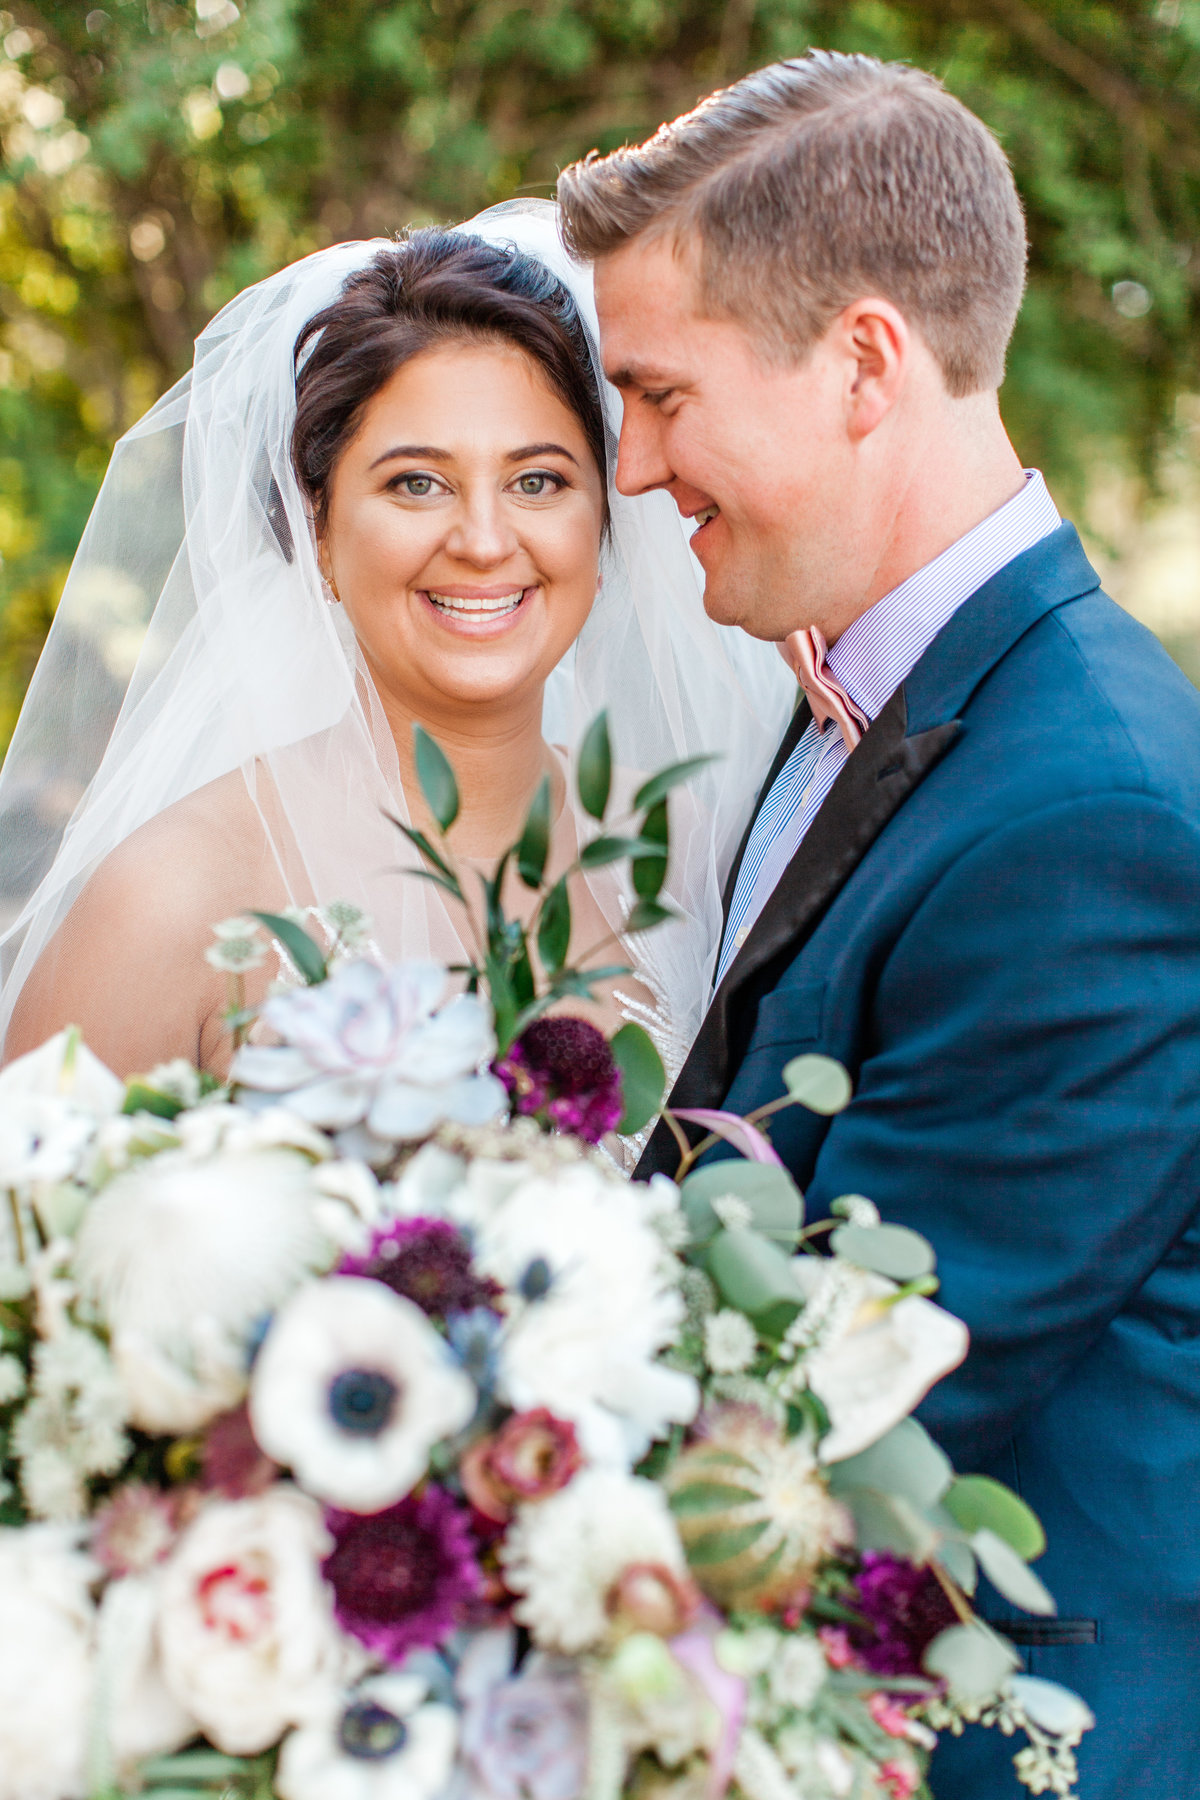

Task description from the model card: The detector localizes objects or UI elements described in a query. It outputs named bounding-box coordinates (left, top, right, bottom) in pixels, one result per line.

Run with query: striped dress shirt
left=714, top=470, right=1062, bottom=988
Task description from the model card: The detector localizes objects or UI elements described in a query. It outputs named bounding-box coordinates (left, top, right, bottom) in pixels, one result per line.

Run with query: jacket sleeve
left=801, top=790, right=1200, bottom=1468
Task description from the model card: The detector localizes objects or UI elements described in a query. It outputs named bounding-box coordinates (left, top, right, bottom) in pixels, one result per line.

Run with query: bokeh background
left=0, top=0, right=1198, bottom=757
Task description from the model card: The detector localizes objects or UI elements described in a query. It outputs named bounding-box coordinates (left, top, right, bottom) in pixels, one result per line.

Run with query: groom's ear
left=834, top=298, right=910, bottom=441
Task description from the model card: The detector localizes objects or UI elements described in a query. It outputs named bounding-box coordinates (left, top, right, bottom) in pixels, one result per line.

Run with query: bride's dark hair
left=291, top=228, right=609, bottom=532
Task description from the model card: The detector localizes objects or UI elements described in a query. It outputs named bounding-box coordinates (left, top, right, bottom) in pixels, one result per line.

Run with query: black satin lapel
left=636, top=685, right=961, bottom=1177
left=721, top=696, right=814, bottom=925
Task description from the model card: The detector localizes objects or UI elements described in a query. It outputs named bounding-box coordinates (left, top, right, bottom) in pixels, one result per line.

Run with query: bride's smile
left=318, top=341, right=605, bottom=722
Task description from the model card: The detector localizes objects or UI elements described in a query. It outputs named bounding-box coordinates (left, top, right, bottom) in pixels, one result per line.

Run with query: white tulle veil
left=0, top=200, right=792, bottom=1053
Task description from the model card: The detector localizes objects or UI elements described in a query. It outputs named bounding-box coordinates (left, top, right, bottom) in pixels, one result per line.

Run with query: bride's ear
left=316, top=539, right=342, bottom=605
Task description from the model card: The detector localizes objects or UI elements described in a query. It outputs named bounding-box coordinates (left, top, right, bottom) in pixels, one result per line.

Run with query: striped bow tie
left=778, top=626, right=870, bottom=751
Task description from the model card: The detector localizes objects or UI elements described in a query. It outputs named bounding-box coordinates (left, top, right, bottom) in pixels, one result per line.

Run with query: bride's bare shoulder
left=5, top=775, right=283, bottom=1070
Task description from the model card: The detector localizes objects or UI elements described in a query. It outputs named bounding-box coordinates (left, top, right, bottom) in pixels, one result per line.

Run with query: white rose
left=157, top=1486, right=361, bottom=1754
left=0, top=1525, right=96, bottom=1800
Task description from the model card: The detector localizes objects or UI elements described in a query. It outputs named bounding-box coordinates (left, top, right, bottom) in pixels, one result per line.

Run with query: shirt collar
left=825, top=470, right=1061, bottom=722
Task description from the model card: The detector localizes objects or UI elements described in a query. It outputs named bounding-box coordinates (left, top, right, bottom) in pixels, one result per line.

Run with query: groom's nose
left=614, top=408, right=676, bottom=499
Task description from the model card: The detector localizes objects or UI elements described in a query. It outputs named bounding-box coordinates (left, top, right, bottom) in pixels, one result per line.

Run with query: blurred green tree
left=1, top=0, right=1197, bottom=747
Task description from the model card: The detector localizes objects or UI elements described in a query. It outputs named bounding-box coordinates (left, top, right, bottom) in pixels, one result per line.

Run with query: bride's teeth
left=427, top=589, right=526, bottom=616
left=695, top=506, right=719, bottom=527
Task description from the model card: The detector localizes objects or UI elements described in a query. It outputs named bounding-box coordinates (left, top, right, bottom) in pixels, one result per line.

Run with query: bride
left=0, top=203, right=791, bottom=1092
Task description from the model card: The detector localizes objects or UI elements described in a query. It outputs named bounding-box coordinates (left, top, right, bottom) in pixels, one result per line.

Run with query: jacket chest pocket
left=751, top=979, right=827, bottom=1052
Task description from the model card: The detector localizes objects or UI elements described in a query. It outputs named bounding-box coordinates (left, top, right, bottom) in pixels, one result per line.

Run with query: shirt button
left=734, top=926, right=751, bottom=948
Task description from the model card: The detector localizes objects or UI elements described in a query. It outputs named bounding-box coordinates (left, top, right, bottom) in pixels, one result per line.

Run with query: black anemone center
left=328, top=1367, right=400, bottom=1437
left=339, top=1699, right=408, bottom=1760
left=519, top=1256, right=553, bottom=1301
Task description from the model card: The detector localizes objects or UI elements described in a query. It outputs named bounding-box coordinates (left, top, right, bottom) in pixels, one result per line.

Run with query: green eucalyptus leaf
left=633, top=754, right=717, bottom=811
left=633, top=796, right=669, bottom=899
left=971, top=1528, right=1056, bottom=1615
left=942, top=1475, right=1047, bottom=1561
left=681, top=1160, right=803, bottom=1245
left=577, top=711, right=612, bottom=820
left=516, top=774, right=552, bottom=888
left=610, top=1020, right=666, bottom=1135
left=827, top=1418, right=954, bottom=1510
left=251, top=911, right=327, bottom=985
left=537, top=877, right=571, bottom=975
left=936, top=1533, right=979, bottom=1596
left=841, top=1488, right=941, bottom=1562
left=922, top=1622, right=1021, bottom=1704
left=782, top=1053, right=853, bottom=1114
left=707, top=1226, right=804, bottom=1316
left=625, top=898, right=678, bottom=933
left=413, top=723, right=460, bottom=832
left=830, top=1221, right=937, bottom=1282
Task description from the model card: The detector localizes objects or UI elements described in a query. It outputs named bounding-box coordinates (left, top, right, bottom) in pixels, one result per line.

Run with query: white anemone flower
left=74, top=1145, right=339, bottom=1433
left=249, top=1276, right=477, bottom=1513
left=789, top=1260, right=969, bottom=1463
left=230, top=959, right=506, bottom=1143
left=465, top=1160, right=698, bottom=1465
left=278, top=1671, right=459, bottom=1800
left=502, top=1468, right=688, bottom=1655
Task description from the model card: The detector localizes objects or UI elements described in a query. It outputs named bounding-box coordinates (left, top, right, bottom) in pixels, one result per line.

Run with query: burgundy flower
left=460, top=1408, right=583, bottom=1523
left=847, top=1552, right=958, bottom=1677
left=201, top=1402, right=279, bottom=1498
left=323, top=1485, right=483, bottom=1663
left=493, top=1016, right=623, bottom=1144
left=339, top=1217, right=501, bottom=1318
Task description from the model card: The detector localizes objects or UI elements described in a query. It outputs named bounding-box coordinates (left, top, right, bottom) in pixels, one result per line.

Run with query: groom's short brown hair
left=557, top=51, right=1026, bottom=396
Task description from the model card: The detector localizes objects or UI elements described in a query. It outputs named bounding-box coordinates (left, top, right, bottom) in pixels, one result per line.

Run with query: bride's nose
left=443, top=487, right=520, bottom=568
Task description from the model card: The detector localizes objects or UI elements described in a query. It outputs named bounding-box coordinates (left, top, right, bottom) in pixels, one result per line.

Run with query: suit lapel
left=671, top=684, right=960, bottom=1113
left=636, top=522, right=1105, bottom=1178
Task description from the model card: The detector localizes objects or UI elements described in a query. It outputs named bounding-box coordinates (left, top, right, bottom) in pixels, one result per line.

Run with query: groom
left=559, top=50, right=1200, bottom=1799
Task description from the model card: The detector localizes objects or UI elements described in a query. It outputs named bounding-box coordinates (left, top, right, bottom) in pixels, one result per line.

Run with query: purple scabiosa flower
left=340, top=1217, right=502, bottom=1319
left=847, top=1551, right=958, bottom=1677
left=493, top=1017, right=623, bottom=1144
left=323, top=1485, right=484, bottom=1663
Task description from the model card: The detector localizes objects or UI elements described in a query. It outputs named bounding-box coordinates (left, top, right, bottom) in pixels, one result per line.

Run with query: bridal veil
left=0, top=201, right=792, bottom=1053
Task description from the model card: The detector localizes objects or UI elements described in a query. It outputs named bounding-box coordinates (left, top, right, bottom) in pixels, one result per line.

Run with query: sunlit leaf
left=251, top=910, right=327, bottom=985
left=634, top=754, right=717, bottom=811
left=611, top=1020, right=666, bottom=1135
left=576, top=711, right=612, bottom=820
left=413, top=723, right=460, bottom=832
left=943, top=1476, right=1047, bottom=1561
left=516, top=773, right=552, bottom=888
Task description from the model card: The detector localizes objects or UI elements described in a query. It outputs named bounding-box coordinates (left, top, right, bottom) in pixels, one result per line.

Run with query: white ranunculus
left=230, top=959, right=506, bottom=1145
left=0, top=1524, right=97, bottom=1800
left=157, top=1486, right=361, bottom=1755
left=791, top=1261, right=969, bottom=1464
left=278, top=1671, right=459, bottom=1800
left=250, top=1276, right=476, bottom=1513
left=74, top=1146, right=339, bottom=1433
left=502, top=1468, right=688, bottom=1655
left=471, top=1162, right=697, bottom=1465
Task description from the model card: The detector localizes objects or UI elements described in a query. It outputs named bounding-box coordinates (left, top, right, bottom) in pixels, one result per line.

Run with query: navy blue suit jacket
left=638, top=526, right=1200, bottom=1798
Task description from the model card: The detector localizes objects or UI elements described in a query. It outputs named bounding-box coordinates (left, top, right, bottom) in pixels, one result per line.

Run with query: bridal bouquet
left=0, top=726, right=1093, bottom=1800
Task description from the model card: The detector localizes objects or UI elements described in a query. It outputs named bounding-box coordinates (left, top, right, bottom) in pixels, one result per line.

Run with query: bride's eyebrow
left=506, top=442, right=579, bottom=464
left=369, top=444, right=445, bottom=469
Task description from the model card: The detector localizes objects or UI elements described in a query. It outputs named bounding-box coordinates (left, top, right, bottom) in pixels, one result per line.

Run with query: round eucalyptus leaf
left=830, top=1221, right=936, bottom=1282
left=971, top=1529, right=1055, bottom=1616
left=922, top=1623, right=1021, bottom=1704
left=943, top=1474, right=1046, bottom=1561
left=782, top=1053, right=852, bottom=1114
